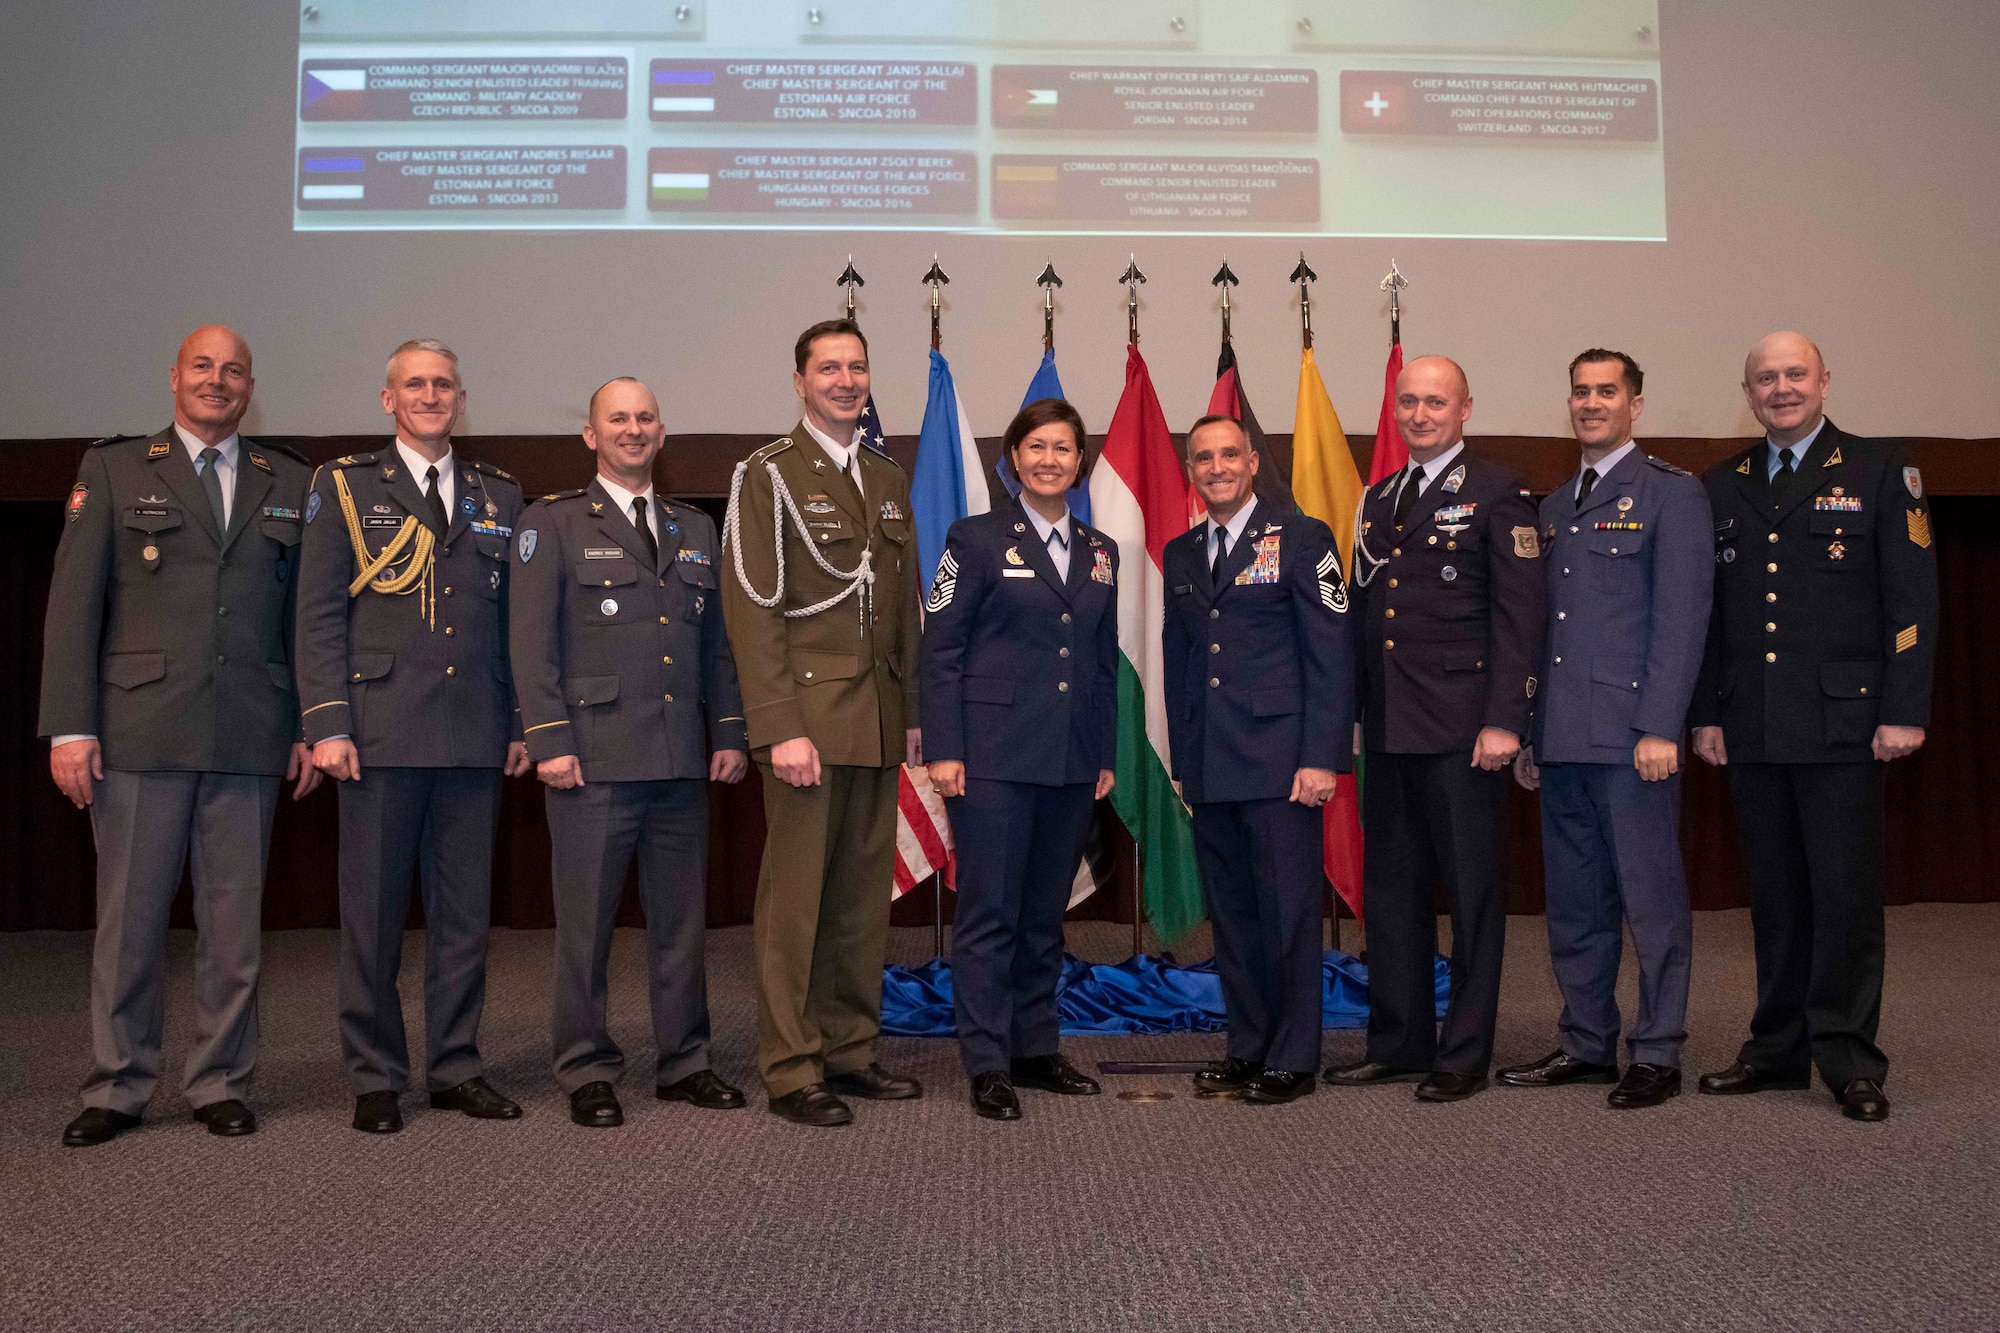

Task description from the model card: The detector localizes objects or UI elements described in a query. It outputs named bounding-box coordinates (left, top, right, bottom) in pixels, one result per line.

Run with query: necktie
left=424, top=465, right=448, bottom=534
left=844, top=452, right=864, bottom=507
left=632, top=496, right=660, bottom=568
left=1048, top=527, right=1067, bottom=578
left=1779, top=447, right=1797, bottom=477
left=1576, top=467, right=1599, bottom=510
left=1210, top=527, right=1228, bottom=586
left=197, top=446, right=227, bottom=533
left=1392, top=463, right=1423, bottom=527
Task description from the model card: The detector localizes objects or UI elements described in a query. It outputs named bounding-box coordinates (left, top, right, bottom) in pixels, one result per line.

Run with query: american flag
left=893, top=764, right=954, bottom=900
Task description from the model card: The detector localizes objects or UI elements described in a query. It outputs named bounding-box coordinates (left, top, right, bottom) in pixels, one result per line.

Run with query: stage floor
left=3, top=908, right=1996, bottom=1331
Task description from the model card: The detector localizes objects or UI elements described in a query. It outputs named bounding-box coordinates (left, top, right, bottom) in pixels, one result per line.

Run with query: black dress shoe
left=569, top=1081, right=623, bottom=1128
left=192, top=1099, right=257, bottom=1136
left=1243, top=1069, right=1316, bottom=1104
left=1697, top=1061, right=1811, bottom=1096
left=353, top=1091, right=403, bottom=1134
left=429, top=1077, right=522, bottom=1120
left=769, top=1082, right=854, bottom=1127
left=1323, top=1059, right=1426, bottom=1086
left=1010, top=1053, right=1101, bottom=1096
left=1607, top=1063, right=1682, bottom=1109
left=1495, top=1050, right=1620, bottom=1087
left=63, top=1107, right=141, bottom=1148
left=1415, top=1072, right=1488, bottom=1103
left=657, top=1069, right=747, bottom=1109
left=827, top=1063, right=923, bottom=1100
left=1837, top=1078, right=1890, bottom=1122
left=971, top=1072, right=1023, bottom=1121
left=1192, top=1056, right=1260, bottom=1097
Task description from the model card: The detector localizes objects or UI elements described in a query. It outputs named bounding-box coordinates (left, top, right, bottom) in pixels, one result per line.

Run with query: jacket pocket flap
left=260, top=518, right=302, bottom=547
left=1588, top=528, right=1649, bottom=556
left=1590, top=658, right=1644, bottom=689
left=348, top=652, right=394, bottom=683
left=565, top=674, right=620, bottom=706
left=1250, top=686, right=1301, bottom=717
left=963, top=675, right=1016, bottom=705
left=104, top=650, right=166, bottom=689
left=267, top=661, right=296, bottom=691
left=1820, top=659, right=1883, bottom=699
left=575, top=561, right=637, bottom=588
left=794, top=650, right=858, bottom=684
left=676, top=561, right=719, bottom=589
left=1808, top=513, right=1861, bottom=536
left=1438, top=640, right=1489, bottom=673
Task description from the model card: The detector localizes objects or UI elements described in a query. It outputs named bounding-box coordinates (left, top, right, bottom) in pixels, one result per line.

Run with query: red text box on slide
left=1340, top=71, right=1658, bottom=142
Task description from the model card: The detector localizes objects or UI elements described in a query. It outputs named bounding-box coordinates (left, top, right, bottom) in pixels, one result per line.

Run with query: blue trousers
left=1538, top=762, right=1693, bottom=1068
left=948, top=778, right=1096, bottom=1075
left=1192, top=796, right=1325, bottom=1075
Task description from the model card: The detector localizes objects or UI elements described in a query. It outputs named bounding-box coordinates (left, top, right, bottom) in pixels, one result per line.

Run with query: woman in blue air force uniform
left=920, top=398, right=1119, bottom=1122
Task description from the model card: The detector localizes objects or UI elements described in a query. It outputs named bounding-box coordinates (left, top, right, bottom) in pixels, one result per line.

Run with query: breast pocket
left=1807, top=514, right=1866, bottom=570
left=1588, top=526, right=1650, bottom=593
left=261, top=518, right=301, bottom=588
left=675, top=559, right=718, bottom=619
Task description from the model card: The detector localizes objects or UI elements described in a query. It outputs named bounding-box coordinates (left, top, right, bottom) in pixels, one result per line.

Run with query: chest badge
left=804, top=499, right=837, bottom=516
left=1616, top=495, right=1634, bottom=512
left=600, top=598, right=619, bottom=616
left=486, top=500, right=497, bottom=517
left=1005, top=546, right=1025, bottom=566
left=1441, top=565, right=1458, bottom=581
left=1827, top=541, right=1846, bottom=561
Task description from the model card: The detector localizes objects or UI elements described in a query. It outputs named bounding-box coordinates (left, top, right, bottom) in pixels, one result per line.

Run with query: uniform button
left=659, top=579, right=667, bottom=587
left=1765, top=652, right=1777, bottom=663
left=1209, top=609, right=1219, bottom=619
left=1209, top=677, right=1221, bottom=687
left=804, top=671, right=814, bottom=680
left=444, top=626, right=455, bottom=636
left=1767, top=533, right=1779, bottom=544
left=1210, top=643, right=1221, bottom=653
left=664, top=693, right=673, bottom=703
left=1554, top=655, right=1562, bottom=664
left=1387, top=578, right=1398, bottom=589
left=1058, top=682, right=1069, bottom=692
left=1427, top=536, right=1438, bottom=546
left=445, top=666, right=457, bottom=676
left=1569, top=526, right=1578, bottom=534
left=215, top=654, right=225, bottom=665
left=353, top=672, right=362, bottom=681
left=1391, top=548, right=1401, bottom=558
left=216, top=606, right=228, bottom=617
left=1059, top=647, right=1070, bottom=658
left=443, top=586, right=453, bottom=596
left=1061, top=613, right=1072, bottom=624
left=1563, top=567, right=1571, bottom=576
left=1610, top=547, right=1619, bottom=555
left=1557, top=611, right=1566, bottom=620
left=1859, top=687, right=1869, bottom=695
left=1478, top=661, right=1485, bottom=669
left=659, top=616, right=669, bottom=624
left=441, top=548, right=451, bottom=557
left=662, top=655, right=673, bottom=665
left=818, top=533, right=829, bottom=542
left=1763, top=591, right=1777, bottom=603
left=1767, top=563, right=1778, bottom=573
left=1447, top=541, right=1457, bottom=550
left=1385, top=608, right=1395, bottom=618
left=1385, top=640, right=1395, bottom=651
left=603, top=580, right=612, bottom=587
left=1766, top=622, right=1776, bottom=632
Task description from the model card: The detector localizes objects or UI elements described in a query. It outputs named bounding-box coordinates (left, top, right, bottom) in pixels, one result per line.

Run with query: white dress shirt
left=594, top=473, right=661, bottom=549
left=803, top=417, right=865, bottom=504
left=1575, top=439, right=1638, bottom=500
left=175, top=424, right=241, bottom=528
left=395, top=438, right=456, bottom=513
left=1208, top=493, right=1260, bottom=568
left=1766, top=417, right=1827, bottom=480
left=1022, top=502, right=1073, bottom=581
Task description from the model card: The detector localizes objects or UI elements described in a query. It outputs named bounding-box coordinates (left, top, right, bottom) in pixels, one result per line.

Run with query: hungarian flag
left=1290, top=346, right=1367, bottom=920
left=1089, top=346, right=1205, bottom=944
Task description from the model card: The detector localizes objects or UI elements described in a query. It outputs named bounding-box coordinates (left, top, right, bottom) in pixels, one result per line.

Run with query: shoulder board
left=536, top=488, right=588, bottom=503
left=86, top=434, right=141, bottom=450
left=249, top=440, right=308, bottom=466
left=466, top=459, right=516, bottom=482
left=862, top=440, right=904, bottom=469
left=331, top=451, right=379, bottom=468
left=749, top=436, right=796, bottom=462
left=1646, top=455, right=1692, bottom=477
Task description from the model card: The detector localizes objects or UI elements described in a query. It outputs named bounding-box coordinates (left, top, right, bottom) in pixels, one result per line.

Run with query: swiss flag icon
left=1340, top=72, right=1412, bottom=132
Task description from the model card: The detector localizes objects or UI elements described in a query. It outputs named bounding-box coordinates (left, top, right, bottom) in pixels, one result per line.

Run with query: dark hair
left=1004, top=398, right=1091, bottom=482
left=1569, top=348, right=1643, bottom=396
left=794, top=319, right=869, bottom=374
left=1185, top=413, right=1249, bottom=452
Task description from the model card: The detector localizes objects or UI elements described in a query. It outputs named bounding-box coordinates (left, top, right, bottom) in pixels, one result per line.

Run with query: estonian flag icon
left=301, top=155, right=366, bottom=202
left=652, top=66, right=716, bottom=113
left=302, top=66, right=366, bottom=105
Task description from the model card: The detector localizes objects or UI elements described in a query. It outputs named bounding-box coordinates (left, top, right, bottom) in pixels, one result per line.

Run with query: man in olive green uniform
left=40, top=325, right=320, bottom=1147
left=721, top=319, right=925, bottom=1126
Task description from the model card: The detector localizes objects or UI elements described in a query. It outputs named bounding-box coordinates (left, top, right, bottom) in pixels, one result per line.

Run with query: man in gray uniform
left=1503, top=349, right=1712, bottom=1110
left=511, top=377, right=751, bottom=1128
left=297, top=338, right=530, bottom=1134
left=40, top=325, right=319, bottom=1146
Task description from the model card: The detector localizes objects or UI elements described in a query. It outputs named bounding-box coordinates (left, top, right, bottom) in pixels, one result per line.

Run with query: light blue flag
left=996, top=347, right=1090, bottom=523
left=910, top=346, right=989, bottom=588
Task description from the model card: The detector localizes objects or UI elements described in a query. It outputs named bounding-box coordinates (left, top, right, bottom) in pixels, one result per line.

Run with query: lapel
left=1768, top=421, right=1840, bottom=526
left=220, top=449, right=273, bottom=555
left=380, top=443, right=446, bottom=535
left=1729, top=443, right=1768, bottom=521
left=1571, top=447, right=1640, bottom=521
left=1214, top=513, right=1269, bottom=594
left=149, top=427, right=222, bottom=547
left=1067, top=524, right=1096, bottom=597
left=446, top=461, right=485, bottom=547
left=1014, top=499, right=1075, bottom=603
left=795, top=422, right=868, bottom=530
left=587, top=477, right=655, bottom=569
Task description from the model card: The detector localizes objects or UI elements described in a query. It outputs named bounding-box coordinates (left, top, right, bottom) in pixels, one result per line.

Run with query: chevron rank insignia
left=1907, top=509, right=1932, bottom=548
left=1896, top=624, right=1918, bottom=654
left=1315, top=549, right=1348, bottom=613
left=925, top=550, right=959, bottom=612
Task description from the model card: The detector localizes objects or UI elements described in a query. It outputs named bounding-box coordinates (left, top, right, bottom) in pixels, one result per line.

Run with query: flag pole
left=1037, top=260, right=1062, bottom=355
left=1381, top=257, right=1407, bottom=349
left=919, top=256, right=954, bottom=958
left=1211, top=258, right=1238, bottom=345
left=1289, top=251, right=1318, bottom=351
left=1120, top=253, right=1148, bottom=959
left=836, top=256, right=864, bottom=322
left=1119, top=254, right=1146, bottom=348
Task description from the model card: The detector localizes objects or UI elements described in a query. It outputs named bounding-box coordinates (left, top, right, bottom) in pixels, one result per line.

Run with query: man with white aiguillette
left=296, top=338, right=530, bottom=1134
left=510, top=377, right=751, bottom=1129
left=1689, top=333, right=1937, bottom=1122
left=40, top=325, right=319, bottom=1147
left=722, top=319, right=925, bottom=1127
left=1505, top=350, right=1711, bottom=1110
left=1162, top=415, right=1356, bottom=1105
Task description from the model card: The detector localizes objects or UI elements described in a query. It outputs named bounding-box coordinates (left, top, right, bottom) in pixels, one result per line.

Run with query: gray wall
left=2, top=1, right=1995, bottom=441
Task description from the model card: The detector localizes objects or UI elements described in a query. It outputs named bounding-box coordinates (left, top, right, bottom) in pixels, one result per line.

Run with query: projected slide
left=294, top=0, right=1665, bottom=239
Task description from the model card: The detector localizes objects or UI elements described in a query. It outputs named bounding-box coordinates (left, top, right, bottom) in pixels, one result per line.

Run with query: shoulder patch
left=1646, top=455, right=1692, bottom=477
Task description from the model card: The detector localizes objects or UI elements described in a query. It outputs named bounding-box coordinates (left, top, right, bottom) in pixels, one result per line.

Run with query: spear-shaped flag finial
left=1212, top=257, right=1240, bottom=343
left=1120, top=254, right=1147, bottom=346
left=836, top=256, right=865, bottom=321
left=922, top=253, right=950, bottom=350
left=1379, top=258, right=1409, bottom=346
left=1037, top=260, right=1063, bottom=353
left=1290, top=250, right=1318, bottom=349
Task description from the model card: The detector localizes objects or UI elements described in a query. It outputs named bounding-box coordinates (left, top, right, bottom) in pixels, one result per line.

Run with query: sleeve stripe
left=301, top=700, right=349, bottom=717
left=523, top=720, right=571, bottom=733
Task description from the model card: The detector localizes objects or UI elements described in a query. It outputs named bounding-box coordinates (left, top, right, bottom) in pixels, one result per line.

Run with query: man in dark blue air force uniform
left=1504, top=349, right=1712, bottom=1111
left=1163, top=414, right=1357, bottom=1105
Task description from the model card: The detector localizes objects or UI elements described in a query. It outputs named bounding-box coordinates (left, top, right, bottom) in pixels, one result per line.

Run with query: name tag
left=363, top=516, right=401, bottom=528
left=133, top=506, right=170, bottom=518
left=1003, top=568, right=1036, bottom=579
left=584, top=548, right=624, bottom=560
left=1173, top=583, right=1194, bottom=595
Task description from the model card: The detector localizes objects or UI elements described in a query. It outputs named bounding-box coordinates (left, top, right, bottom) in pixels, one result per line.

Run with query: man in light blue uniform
left=1503, top=350, right=1712, bottom=1110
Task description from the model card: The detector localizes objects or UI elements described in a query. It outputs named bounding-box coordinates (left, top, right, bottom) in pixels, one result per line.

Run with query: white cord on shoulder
left=724, top=458, right=874, bottom=633
left=1350, top=500, right=1390, bottom=588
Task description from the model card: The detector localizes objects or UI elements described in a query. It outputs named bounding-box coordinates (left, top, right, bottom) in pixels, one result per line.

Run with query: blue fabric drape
left=880, top=952, right=1450, bottom=1038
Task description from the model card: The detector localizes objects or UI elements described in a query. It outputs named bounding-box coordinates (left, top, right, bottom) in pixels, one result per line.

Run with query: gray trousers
left=337, top=766, right=499, bottom=1095
left=83, top=769, right=278, bottom=1116
left=547, top=778, right=713, bottom=1093
left=1538, top=761, right=1693, bottom=1068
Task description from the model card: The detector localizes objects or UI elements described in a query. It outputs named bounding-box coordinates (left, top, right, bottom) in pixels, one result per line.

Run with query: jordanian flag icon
left=302, top=66, right=366, bottom=105
left=652, top=65, right=716, bottom=114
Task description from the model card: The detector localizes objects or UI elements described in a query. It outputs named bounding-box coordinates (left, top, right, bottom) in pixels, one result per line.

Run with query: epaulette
left=862, top=438, right=904, bottom=469
left=1646, top=455, right=1692, bottom=477
left=749, top=435, right=795, bottom=462
left=330, top=451, right=379, bottom=468
left=466, top=459, right=516, bottom=483
left=249, top=440, right=308, bottom=466
left=86, top=434, right=141, bottom=450
left=536, top=487, right=588, bottom=503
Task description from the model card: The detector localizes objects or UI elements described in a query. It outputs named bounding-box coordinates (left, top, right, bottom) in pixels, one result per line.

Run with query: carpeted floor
left=2, top=907, right=1996, bottom=1332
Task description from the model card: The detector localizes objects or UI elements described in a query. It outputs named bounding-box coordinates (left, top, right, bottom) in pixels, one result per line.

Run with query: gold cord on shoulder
left=333, top=470, right=436, bottom=628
